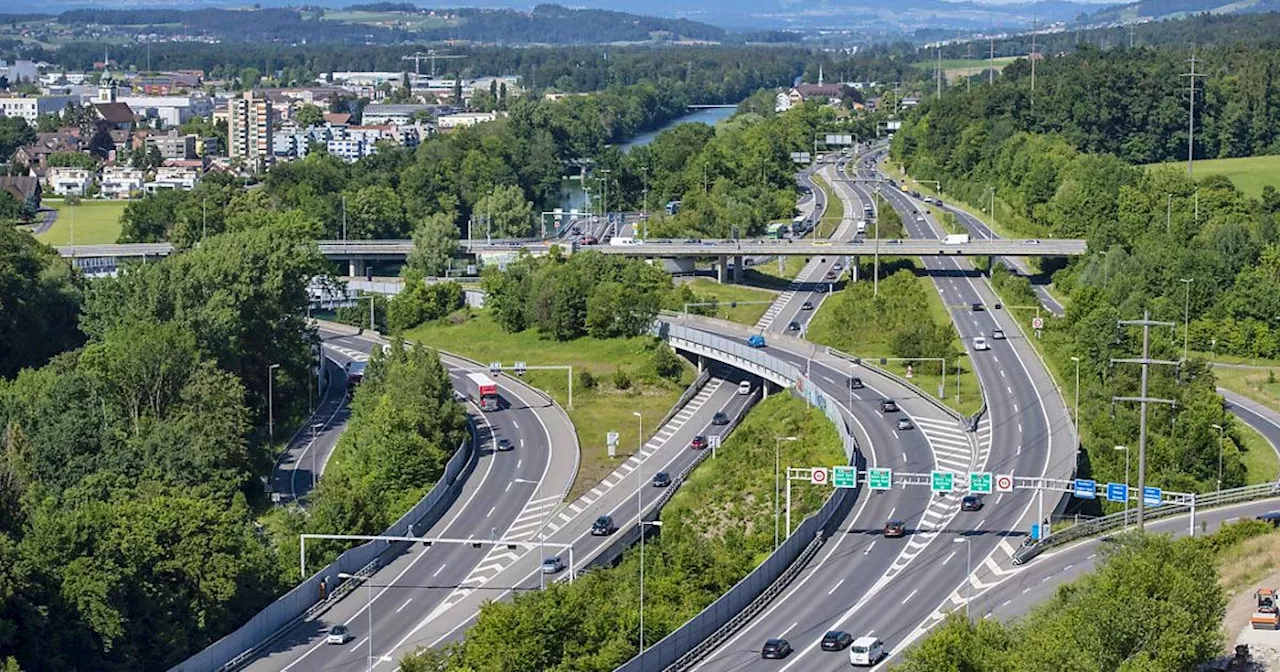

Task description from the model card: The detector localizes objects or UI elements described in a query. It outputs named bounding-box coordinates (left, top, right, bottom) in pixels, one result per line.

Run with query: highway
left=243, top=324, right=577, bottom=672
left=345, top=369, right=756, bottom=663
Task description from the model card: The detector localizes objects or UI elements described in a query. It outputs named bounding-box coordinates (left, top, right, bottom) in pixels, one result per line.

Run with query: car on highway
left=712, top=411, right=729, bottom=426
left=801, top=301, right=814, bottom=310
left=747, top=334, right=767, bottom=348
left=849, top=636, right=885, bottom=665
left=971, top=302, right=984, bottom=311
left=591, top=515, right=617, bottom=536
left=962, top=495, right=985, bottom=511
left=880, top=398, right=898, bottom=413
left=652, top=472, right=672, bottom=488
left=914, top=214, right=926, bottom=223
left=992, top=328, right=1006, bottom=340
left=815, top=285, right=827, bottom=293
left=761, top=638, right=793, bottom=659
left=542, top=555, right=565, bottom=574
left=833, top=262, right=844, bottom=271
left=1023, top=239, right=1041, bottom=244
left=848, top=377, right=864, bottom=390
left=738, top=380, right=752, bottom=395
left=883, top=520, right=907, bottom=538
left=690, top=435, right=708, bottom=450
left=973, top=336, right=990, bottom=351
left=326, top=624, right=352, bottom=645
left=787, top=321, right=800, bottom=331
left=825, top=270, right=837, bottom=280
left=896, top=417, right=913, bottom=431
left=821, top=630, right=853, bottom=651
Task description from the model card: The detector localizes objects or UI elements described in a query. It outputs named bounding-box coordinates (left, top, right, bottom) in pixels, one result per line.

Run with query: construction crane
left=401, top=50, right=465, bottom=78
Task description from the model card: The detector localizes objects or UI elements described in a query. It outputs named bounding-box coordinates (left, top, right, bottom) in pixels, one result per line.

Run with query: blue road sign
left=1074, top=478, right=1097, bottom=500
left=1031, top=523, right=1042, bottom=540
left=1142, top=486, right=1162, bottom=507
left=1106, top=482, right=1127, bottom=503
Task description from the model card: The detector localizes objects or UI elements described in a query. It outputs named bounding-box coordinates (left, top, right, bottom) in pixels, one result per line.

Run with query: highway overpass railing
left=608, top=321, right=863, bottom=672
left=1012, top=479, right=1280, bottom=565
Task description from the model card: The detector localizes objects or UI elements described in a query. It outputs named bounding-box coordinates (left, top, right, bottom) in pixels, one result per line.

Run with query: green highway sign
left=867, top=468, right=892, bottom=490
left=930, top=470, right=955, bottom=493
left=969, top=472, right=993, bottom=495
left=833, top=466, right=857, bottom=488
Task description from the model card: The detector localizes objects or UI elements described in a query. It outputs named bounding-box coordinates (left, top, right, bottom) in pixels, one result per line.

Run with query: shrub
left=578, top=369, right=597, bottom=390
left=649, top=342, right=684, bottom=381
left=612, top=367, right=632, bottom=390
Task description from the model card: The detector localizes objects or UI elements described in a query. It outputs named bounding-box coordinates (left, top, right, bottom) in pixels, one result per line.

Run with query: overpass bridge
left=57, top=237, right=1085, bottom=283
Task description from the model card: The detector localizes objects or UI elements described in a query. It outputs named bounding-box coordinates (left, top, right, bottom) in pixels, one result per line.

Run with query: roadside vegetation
left=807, top=266, right=983, bottom=416
left=1145, top=155, right=1280, bottom=199
left=812, top=171, right=843, bottom=238
left=898, top=521, right=1273, bottom=672
left=682, top=278, right=777, bottom=325
left=400, top=393, right=845, bottom=672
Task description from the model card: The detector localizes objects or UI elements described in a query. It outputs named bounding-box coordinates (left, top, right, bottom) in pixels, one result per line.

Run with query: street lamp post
left=1115, top=445, right=1130, bottom=530
left=337, top=572, right=374, bottom=671
left=953, top=537, right=972, bottom=618
left=774, top=436, right=798, bottom=549
left=634, top=411, right=644, bottom=524
left=1180, top=278, right=1194, bottom=361
left=639, top=519, right=663, bottom=658
left=513, top=477, right=546, bottom=588
left=268, top=363, right=280, bottom=451
left=1069, top=356, right=1081, bottom=441
left=1212, top=423, right=1225, bottom=490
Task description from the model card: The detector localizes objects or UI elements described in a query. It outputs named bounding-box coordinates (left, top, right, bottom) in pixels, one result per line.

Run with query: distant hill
left=48, top=3, right=726, bottom=44
left=1088, top=0, right=1280, bottom=22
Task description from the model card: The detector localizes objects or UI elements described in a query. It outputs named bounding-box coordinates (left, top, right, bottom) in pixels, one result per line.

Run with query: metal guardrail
left=825, top=346, right=967, bottom=426
left=656, top=369, right=713, bottom=430
left=1012, top=480, right=1280, bottom=565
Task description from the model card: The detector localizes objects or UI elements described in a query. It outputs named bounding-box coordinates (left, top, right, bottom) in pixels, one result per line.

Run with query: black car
left=971, top=302, right=984, bottom=312
left=848, top=377, right=864, bottom=390
left=761, top=638, right=793, bottom=659
left=800, top=301, right=814, bottom=311
left=962, top=495, right=984, bottom=511
left=495, top=438, right=513, bottom=452
left=880, top=398, right=898, bottom=413
left=787, top=321, right=801, bottom=331
left=821, top=630, right=853, bottom=651
left=712, top=411, right=729, bottom=426
left=652, top=472, right=672, bottom=488
left=591, top=515, right=617, bottom=536
left=1258, top=511, right=1280, bottom=526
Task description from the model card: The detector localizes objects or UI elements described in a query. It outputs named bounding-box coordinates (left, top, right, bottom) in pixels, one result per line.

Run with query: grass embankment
left=1218, top=524, right=1280, bottom=596
left=743, top=255, right=807, bottom=289
left=1209, top=357, right=1280, bottom=411
left=912, top=56, right=1018, bottom=82
left=812, top=171, right=844, bottom=239
left=1145, top=155, right=1280, bottom=199
left=404, top=312, right=692, bottom=500
left=33, top=200, right=126, bottom=245
left=682, top=278, right=777, bottom=325
left=408, top=393, right=846, bottom=670
left=807, top=264, right=984, bottom=417
left=1238, top=423, right=1280, bottom=485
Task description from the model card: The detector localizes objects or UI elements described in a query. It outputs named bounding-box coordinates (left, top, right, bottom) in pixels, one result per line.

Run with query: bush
left=649, top=342, right=684, bottom=381
left=577, top=369, right=597, bottom=390
left=612, top=367, right=632, bottom=390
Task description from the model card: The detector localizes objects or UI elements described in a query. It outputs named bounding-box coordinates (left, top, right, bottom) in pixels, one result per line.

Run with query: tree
left=45, top=151, right=98, bottom=170
left=342, top=185, right=408, bottom=239
left=406, top=212, right=459, bottom=277
left=0, top=117, right=34, bottom=162
left=0, top=226, right=83, bottom=378
left=473, top=184, right=534, bottom=239
left=294, top=103, right=324, bottom=128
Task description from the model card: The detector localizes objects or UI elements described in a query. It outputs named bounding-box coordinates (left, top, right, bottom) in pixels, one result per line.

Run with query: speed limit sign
left=995, top=474, right=1015, bottom=492
left=1032, top=316, right=1045, bottom=330
left=811, top=468, right=829, bottom=485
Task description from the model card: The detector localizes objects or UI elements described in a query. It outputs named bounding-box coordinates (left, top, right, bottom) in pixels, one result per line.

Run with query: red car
left=690, top=435, right=708, bottom=450
left=883, top=520, right=907, bottom=538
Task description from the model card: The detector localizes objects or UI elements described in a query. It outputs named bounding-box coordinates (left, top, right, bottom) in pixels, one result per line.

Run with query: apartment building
left=100, top=167, right=145, bottom=199
left=227, top=91, right=273, bottom=171
left=0, top=94, right=77, bottom=124
left=47, top=168, right=93, bottom=196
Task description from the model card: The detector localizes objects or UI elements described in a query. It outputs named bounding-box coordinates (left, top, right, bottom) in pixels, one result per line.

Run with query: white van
left=609, top=237, right=642, bottom=246
left=849, top=636, right=884, bottom=665
left=738, top=380, right=752, bottom=395
left=856, top=220, right=867, bottom=235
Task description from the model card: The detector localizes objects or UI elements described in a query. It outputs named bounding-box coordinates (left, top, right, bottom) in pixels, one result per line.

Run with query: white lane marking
left=504, top=482, right=511, bottom=493
left=353, top=636, right=369, bottom=651
left=1041, top=575, right=1052, bottom=583
left=1087, top=554, right=1097, bottom=560
left=433, top=564, right=447, bottom=577
left=1063, top=564, right=1073, bottom=571
left=1022, top=587, right=1032, bottom=594
left=1000, top=370, right=1006, bottom=378
left=517, top=459, right=522, bottom=470
left=1001, top=599, right=1012, bottom=608
left=512, top=420, right=519, bottom=430
left=396, top=598, right=413, bottom=613
left=901, top=589, right=918, bottom=605
left=942, top=550, right=956, bottom=566
left=781, top=621, right=799, bottom=637
left=828, top=578, right=846, bottom=595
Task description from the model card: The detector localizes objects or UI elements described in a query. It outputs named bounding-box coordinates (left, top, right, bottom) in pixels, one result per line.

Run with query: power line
left=1183, top=53, right=1204, bottom=178
left=1111, top=311, right=1178, bottom=531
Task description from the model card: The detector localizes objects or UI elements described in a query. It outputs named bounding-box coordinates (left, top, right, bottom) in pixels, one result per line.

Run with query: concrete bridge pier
left=733, top=255, right=744, bottom=283
left=717, top=256, right=729, bottom=283
left=348, top=258, right=366, bottom=277
left=852, top=255, right=859, bottom=282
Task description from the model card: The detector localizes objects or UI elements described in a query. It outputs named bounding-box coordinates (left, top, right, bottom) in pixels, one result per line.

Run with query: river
left=559, top=105, right=739, bottom=213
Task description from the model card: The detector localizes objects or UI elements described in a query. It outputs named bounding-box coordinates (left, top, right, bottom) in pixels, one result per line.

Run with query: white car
left=973, top=336, right=990, bottom=351
left=849, top=635, right=885, bottom=665
left=992, top=328, right=1006, bottom=340
left=738, top=380, right=752, bottom=395
left=326, top=624, right=352, bottom=645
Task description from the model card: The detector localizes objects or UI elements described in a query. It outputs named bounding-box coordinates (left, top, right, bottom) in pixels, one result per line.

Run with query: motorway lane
left=966, top=496, right=1280, bottom=623
left=270, top=349, right=349, bottom=504
left=938, top=199, right=1066, bottom=316
left=1221, top=388, right=1280, bottom=454
left=244, top=328, right=574, bottom=672
left=400, top=375, right=757, bottom=654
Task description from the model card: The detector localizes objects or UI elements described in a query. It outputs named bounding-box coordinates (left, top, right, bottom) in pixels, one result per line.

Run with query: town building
left=436, top=111, right=498, bottom=130
left=47, top=167, right=93, bottom=196
left=145, top=166, right=200, bottom=192
left=145, top=130, right=198, bottom=160
left=100, top=167, right=145, bottom=199
left=0, top=176, right=41, bottom=213
left=11, top=133, right=84, bottom=170
left=0, top=60, right=39, bottom=85
left=227, top=91, right=273, bottom=171
left=361, top=103, right=436, bottom=125
left=0, top=94, right=77, bottom=124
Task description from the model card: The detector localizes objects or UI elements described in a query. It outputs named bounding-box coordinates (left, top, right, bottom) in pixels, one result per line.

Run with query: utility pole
left=1030, top=19, right=1038, bottom=106
left=966, top=42, right=972, bottom=94
left=1129, top=23, right=1136, bottom=49
left=989, top=37, right=995, bottom=85
left=1184, top=53, right=1203, bottom=178
left=1111, top=311, right=1179, bottom=530
left=935, top=47, right=942, bottom=100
